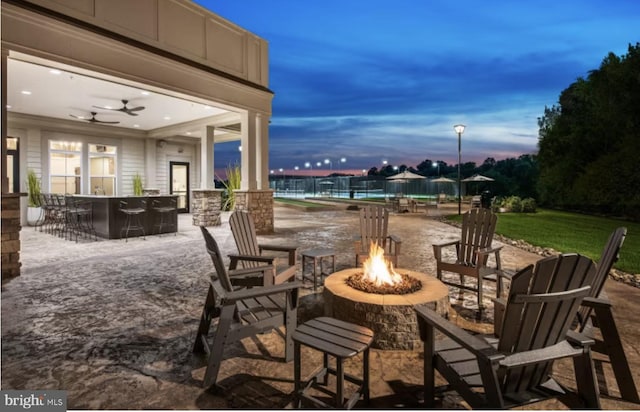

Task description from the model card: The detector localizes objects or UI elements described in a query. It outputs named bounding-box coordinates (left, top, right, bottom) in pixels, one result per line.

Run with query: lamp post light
left=454, top=124, right=466, bottom=215
left=339, top=157, right=347, bottom=171
left=324, top=158, right=332, bottom=170
left=432, top=161, right=440, bottom=177
left=304, top=161, right=312, bottom=170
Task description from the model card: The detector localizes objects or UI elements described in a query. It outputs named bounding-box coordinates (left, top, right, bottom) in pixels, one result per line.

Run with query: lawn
left=273, top=197, right=332, bottom=208
left=448, top=209, right=639, bottom=274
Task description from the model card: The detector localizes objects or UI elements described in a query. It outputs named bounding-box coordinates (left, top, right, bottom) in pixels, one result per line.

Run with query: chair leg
left=193, top=285, right=217, bottom=354
left=423, top=323, right=436, bottom=408
left=593, top=306, right=640, bottom=402
left=202, top=304, right=235, bottom=388
left=572, top=350, right=602, bottom=409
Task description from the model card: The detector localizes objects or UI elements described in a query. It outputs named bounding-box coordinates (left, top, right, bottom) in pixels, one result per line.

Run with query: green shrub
left=218, top=163, right=241, bottom=211
left=26, top=169, right=41, bottom=207
left=521, top=197, right=537, bottom=213
left=132, top=173, right=144, bottom=196
left=504, top=196, right=523, bottom=213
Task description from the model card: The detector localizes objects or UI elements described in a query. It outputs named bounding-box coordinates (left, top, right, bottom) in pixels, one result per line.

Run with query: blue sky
left=194, top=1, right=639, bottom=176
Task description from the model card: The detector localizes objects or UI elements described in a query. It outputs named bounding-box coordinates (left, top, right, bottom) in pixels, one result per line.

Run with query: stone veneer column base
left=191, top=189, right=223, bottom=226
left=1, top=193, right=24, bottom=280
left=234, top=190, right=274, bottom=234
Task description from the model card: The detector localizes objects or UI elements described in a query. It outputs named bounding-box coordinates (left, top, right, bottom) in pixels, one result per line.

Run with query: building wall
left=19, top=0, right=269, bottom=88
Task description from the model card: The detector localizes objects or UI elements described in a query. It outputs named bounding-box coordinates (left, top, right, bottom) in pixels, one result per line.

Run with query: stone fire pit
left=323, top=268, right=449, bottom=350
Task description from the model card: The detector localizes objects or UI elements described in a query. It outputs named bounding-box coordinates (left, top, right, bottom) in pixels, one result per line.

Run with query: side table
left=301, top=248, right=336, bottom=291
left=293, top=317, right=374, bottom=409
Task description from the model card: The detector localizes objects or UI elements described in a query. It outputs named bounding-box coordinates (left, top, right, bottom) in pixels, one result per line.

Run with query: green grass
left=448, top=209, right=640, bottom=274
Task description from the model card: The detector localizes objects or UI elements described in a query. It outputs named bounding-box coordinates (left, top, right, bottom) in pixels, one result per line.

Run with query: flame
left=362, top=242, right=403, bottom=286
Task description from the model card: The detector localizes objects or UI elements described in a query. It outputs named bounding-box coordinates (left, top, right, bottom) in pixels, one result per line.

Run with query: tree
left=536, top=43, right=640, bottom=219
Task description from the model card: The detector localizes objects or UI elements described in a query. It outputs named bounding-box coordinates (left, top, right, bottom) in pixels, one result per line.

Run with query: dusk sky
left=195, top=1, right=639, bottom=176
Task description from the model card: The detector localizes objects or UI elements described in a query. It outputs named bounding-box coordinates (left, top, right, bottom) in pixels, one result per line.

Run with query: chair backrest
left=498, top=253, right=595, bottom=393
left=200, top=226, right=233, bottom=292
left=229, top=211, right=261, bottom=268
left=359, top=206, right=389, bottom=250
left=459, top=208, right=497, bottom=266
left=576, top=227, right=626, bottom=330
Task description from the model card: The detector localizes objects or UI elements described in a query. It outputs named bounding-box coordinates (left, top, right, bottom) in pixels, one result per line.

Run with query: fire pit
left=323, top=243, right=449, bottom=350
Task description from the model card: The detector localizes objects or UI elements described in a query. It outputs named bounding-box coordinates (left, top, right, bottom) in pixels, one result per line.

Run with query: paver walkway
left=2, top=204, right=639, bottom=409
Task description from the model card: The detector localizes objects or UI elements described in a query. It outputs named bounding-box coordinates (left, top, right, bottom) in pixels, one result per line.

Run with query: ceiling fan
left=93, top=99, right=145, bottom=116
left=69, top=112, right=120, bottom=124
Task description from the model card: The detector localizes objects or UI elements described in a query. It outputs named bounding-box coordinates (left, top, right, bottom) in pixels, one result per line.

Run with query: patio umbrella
left=386, top=171, right=426, bottom=181
left=386, top=171, right=425, bottom=196
left=431, top=176, right=455, bottom=197
left=462, top=174, right=494, bottom=195
left=461, top=174, right=494, bottom=182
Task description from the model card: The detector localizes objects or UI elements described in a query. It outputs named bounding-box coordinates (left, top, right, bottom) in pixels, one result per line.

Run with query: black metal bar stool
left=152, top=197, right=177, bottom=235
left=119, top=199, right=146, bottom=241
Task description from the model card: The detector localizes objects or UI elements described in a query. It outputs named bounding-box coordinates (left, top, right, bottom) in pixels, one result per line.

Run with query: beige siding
left=121, top=138, right=145, bottom=195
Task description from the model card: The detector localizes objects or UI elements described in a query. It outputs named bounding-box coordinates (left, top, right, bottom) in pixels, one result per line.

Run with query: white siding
left=121, top=138, right=145, bottom=195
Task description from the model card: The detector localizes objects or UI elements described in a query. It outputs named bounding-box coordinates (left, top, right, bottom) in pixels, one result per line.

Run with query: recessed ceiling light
left=203, top=105, right=212, bottom=110
left=186, top=132, right=192, bottom=135
left=6, top=105, right=11, bottom=109
left=21, top=90, right=32, bottom=95
left=49, top=69, right=62, bottom=75
left=78, top=116, right=85, bottom=120
left=133, top=124, right=140, bottom=128
left=104, top=106, right=112, bottom=109
left=140, top=91, right=150, bottom=96
left=163, top=116, right=171, bottom=120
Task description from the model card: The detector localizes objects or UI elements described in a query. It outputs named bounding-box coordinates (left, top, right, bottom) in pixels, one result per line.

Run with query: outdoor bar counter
left=70, top=195, right=178, bottom=239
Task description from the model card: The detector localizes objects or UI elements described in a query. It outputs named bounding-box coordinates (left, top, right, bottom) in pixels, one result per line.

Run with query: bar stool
left=119, top=199, right=146, bottom=241
left=152, top=197, right=177, bottom=235
left=293, top=317, right=374, bottom=409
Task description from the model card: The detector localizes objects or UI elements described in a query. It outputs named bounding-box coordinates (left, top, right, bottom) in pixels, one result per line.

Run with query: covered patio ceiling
left=6, top=52, right=241, bottom=143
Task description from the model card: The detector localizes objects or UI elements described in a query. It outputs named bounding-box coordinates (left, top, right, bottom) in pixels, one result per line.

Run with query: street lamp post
left=454, top=124, right=466, bottom=215
left=432, top=161, right=440, bottom=177
left=324, top=158, right=332, bottom=171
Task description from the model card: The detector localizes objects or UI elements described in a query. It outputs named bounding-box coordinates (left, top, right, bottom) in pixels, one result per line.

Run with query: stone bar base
left=324, top=268, right=450, bottom=350
left=192, top=189, right=223, bottom=227
left=1, top=193, right=23, bottom=280
left=234, top=190, right=274, bottom=234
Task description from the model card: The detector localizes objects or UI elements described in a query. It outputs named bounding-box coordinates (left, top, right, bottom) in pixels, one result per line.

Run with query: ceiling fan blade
left=92, top=105, right=120, bottom=112
left=127, top=106, right=145, bottom=112
left=69, top=114, right=84, bottom=119
left=93, top=119, right=121, bottom=124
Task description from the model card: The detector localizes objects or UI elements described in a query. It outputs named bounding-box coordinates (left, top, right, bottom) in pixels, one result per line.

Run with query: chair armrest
left=388, top=234, right=402, bottom=244
left=433, top=239, right=460, bottom=249
left=228, top=254, right=275, bottom=270
left=477, top=245, right=503, bottom=257
left=259, top=244, right=298, bottom=265
left=224, top=280, right=304, bottom=303
left=581, top=296, right=612, bottom=309
left=499, top=339, right=588, bottom=369
left=566, top=330, right=595, bottom=347
left=414, top=305, right=503, bottom=361
left=227, top=264, right=276, bottom=279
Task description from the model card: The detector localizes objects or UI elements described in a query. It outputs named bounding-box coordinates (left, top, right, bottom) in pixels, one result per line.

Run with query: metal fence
left=268, top=175, right=459, bottom=199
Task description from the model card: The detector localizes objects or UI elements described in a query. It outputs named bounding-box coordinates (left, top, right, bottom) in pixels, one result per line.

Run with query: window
left=49, top=141, right=82, bottom=194
left=89, top=144, right=117, bottom=195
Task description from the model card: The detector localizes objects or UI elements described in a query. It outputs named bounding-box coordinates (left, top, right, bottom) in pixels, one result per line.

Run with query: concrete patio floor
left=2, top=203, right=640, bottom=409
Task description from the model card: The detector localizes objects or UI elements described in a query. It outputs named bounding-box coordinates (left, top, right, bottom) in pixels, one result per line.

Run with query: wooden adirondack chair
left=229, top=210, right=298, bottom=285
left=576, top=227, right=638, bottom=402
left=193, top=226, right=302, bottom=388
left=432, top=207, right=503, bottom=311
left=354, top=206, right=401, bottom=267
left=493, top=227, right=638, bottom=402
left=416, top=253, right=601, bottom=409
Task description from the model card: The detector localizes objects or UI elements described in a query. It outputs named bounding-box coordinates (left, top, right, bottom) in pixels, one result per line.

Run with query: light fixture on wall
left=177, top=146, right=184, bottom=153
left=157, top=139, right=167, bottom=148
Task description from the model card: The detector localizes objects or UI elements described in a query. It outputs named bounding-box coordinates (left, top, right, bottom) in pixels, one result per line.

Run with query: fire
left=362, top=242, right=403, bottom=287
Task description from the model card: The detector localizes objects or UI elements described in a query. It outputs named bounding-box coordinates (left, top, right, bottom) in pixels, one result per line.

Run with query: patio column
left=235, top=110, right=274, bottom=234
left=200, top=125, right=215, bottom=189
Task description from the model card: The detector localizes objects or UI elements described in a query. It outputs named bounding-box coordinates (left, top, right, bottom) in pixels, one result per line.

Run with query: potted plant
left=132, top=173, right=144, bottom=196
left=26, top=169, right=43, bottom=226
left=217, top=163, right=241, bottom=211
